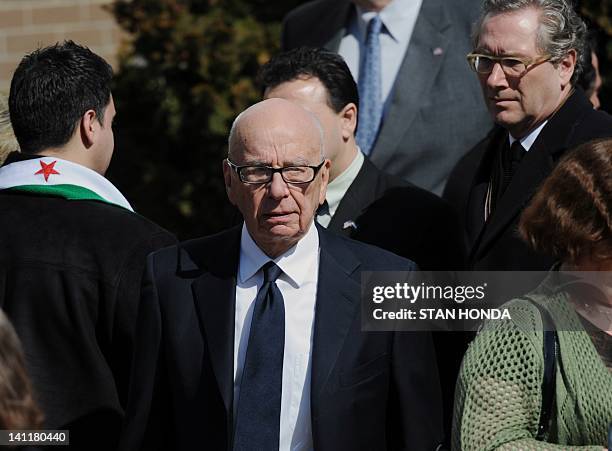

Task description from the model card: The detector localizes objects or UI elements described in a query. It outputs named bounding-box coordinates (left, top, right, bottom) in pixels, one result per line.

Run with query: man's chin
left=254, top=225, right=303, bottom=257
left=493, top=111, right=522, bottom=130
left=265, top=223, right=300, bottom=238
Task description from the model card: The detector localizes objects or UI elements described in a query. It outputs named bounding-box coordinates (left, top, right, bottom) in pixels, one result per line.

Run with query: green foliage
left=107, top=0, right=303, bottom=239
left=579, top=0, right=612, bottom=33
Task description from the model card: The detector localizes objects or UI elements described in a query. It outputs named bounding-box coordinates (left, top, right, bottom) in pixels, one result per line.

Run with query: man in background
left=259, top=47, right=466, bottom=271
left=444, top=0, right=612, bottom=271
left=282, top=0, right=492, bottom=194
left=0, top=41, right=175, bottom=449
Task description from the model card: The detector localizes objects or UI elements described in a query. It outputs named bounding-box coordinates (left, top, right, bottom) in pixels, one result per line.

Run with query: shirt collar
left=355, top=0, right=422, bottom=43
left=508, top=120, right=548, bottom=152
left=326, top=149, right=364, bottom=217
left=238, top=221, right=320, bottom=288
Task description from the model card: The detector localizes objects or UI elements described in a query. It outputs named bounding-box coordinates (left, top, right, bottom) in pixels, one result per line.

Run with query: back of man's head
left=9, top=40, right=113, bottom=154
left=258, top=47, right=359, bottom=115
left=473, top=0, right=587, bottom=84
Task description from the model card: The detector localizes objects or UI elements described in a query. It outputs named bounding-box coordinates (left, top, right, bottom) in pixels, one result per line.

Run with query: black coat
left=444, top=89, right=612, bottom=270
left=0, top=152, right=175, bottom=450
left=324, top=157, right=467, bottom=445
left=120, top=225, right=444, bottom=451
left=329, top=157, right=467, bottom=271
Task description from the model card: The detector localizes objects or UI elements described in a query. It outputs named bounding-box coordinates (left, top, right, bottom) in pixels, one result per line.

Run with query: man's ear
left=340, top=102, right=357, bottom=140
left=222, top=159, right=236, bottom=205
left=318, top=158, right=331, bottom=204
left=80, top=109, right=98, bottom=148
left=558, top=49, right=577, bottom=87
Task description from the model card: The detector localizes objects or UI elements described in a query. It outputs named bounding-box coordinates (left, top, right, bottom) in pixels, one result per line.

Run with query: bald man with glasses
left=443, top=0, right=612, bottom=271
left=120, top=98, right=444, bottom=451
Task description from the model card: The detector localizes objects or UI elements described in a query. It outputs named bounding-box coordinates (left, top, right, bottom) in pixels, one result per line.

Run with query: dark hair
left=519, top=138, right=612, bottom=264
left=9, top=40, right=113, bottom=154
left=258, top=47, right=359, bottom=114
left=0, top=309, right=44, bottom=430
left=577, top=32, right=596, bottom=93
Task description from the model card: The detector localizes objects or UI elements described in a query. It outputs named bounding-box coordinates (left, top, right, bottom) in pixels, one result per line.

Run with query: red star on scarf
left=35, top=160, right=60, bottom=182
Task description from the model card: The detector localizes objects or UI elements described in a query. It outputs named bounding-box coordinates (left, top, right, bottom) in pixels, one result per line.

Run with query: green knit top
left=452, top=282, right=612, bottom=450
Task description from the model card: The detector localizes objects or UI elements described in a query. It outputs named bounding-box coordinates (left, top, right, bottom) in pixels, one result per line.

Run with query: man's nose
left=485, top=62, right=508, bottom=89
left=267, top=172, right=290, bottom=199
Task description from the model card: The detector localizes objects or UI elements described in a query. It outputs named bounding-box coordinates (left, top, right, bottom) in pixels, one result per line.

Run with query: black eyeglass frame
left=226, top=159, right=326, bottom=185
left=466, top=52, right=552, bottom=77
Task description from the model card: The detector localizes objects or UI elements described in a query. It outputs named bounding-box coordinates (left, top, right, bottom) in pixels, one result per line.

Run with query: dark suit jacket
left=329, top=157, right=466, bottom=271
left=282, top=0, right=492, bottom=194
left=444, top=89, right=612, bottom=270
left=120, top=225, right=444, bottom=451
left=328, top=158, right=466, bottom=446
left=0, top=152, right=176, bottom=450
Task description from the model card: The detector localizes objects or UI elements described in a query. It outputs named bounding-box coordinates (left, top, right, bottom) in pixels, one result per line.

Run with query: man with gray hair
left=121, top=98, right=444, bottom=450
left=444, top=0, right=612, bottom=270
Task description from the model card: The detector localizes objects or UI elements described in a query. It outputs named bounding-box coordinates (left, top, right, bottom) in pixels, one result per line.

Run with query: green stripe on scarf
left=4, top=184, right=120, bottom=208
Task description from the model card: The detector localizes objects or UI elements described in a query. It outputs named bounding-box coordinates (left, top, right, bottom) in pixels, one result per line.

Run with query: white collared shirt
left=338, top=0, right=423, bottom=111
left=234, top=223, right=319, bottom=451
left=317, top=150, right=364, bottom=227
left=508, top=120, right=548, bottom=151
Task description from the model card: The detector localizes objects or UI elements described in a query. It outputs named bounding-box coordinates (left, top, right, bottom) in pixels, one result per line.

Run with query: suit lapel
left=311, top=227, right=361, bottom=401
left=328, top=158, right=380, bottom=236
left=190, top=227, right=241, bottom=419
left=476, top=140, right=553, bottom=253
left=371, top=0, right=451, bottom=166
left=465, top=128, right=505, bottom=245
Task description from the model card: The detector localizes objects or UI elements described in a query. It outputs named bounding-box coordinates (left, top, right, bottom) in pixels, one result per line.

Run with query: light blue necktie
left=356, top=14, right=383, bottom=156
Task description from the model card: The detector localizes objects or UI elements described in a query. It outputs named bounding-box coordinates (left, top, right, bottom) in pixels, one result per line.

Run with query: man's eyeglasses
left=226, top=159, right=325, bottom=184
left=466, top=53, right=551, bottom=77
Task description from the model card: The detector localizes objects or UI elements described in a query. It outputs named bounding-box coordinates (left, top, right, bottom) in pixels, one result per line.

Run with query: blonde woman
left=0, top=92, right=19, bottom=165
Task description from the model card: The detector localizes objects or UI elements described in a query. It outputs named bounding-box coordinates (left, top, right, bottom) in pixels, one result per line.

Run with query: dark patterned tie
left=501, top=140, right=526, bottom=195
left=356, top=14, right=383, bottom=156
left=233, top=261, right=285, bottom=450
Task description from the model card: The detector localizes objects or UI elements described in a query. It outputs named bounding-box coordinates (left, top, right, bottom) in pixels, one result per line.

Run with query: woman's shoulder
left=479, top=294, right=552, bottom=334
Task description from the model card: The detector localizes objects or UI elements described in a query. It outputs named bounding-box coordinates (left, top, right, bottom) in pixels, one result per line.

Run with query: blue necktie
left=356, top=14, right=383, bottom=156
left=233, top=262, right=285, bottom=450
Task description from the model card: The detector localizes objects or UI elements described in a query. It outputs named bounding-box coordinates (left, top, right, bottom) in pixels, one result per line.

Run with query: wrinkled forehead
left=233, top=117, right=322, bottom=165
left=478, top=8, right=541, bottom=53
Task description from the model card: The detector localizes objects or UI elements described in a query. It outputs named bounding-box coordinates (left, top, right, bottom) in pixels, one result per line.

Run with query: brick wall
left=0, top=0, right=121, bottom=92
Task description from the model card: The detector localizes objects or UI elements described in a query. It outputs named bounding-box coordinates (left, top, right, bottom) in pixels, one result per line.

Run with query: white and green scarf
left=0, top=156, right=134, bottom=212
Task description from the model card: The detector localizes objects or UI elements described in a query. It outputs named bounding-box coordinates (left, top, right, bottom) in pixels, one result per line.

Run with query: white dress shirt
left=234, top=223, right=319, bottom=451
left=338, top=0, right=423, bottom=112
left=508, top=120, right=548, bottom=151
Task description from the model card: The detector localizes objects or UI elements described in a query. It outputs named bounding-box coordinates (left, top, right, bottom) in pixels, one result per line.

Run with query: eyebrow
left=474, top=49, right=530, bottom=58
left=238, top=158, right=317, bottom=166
